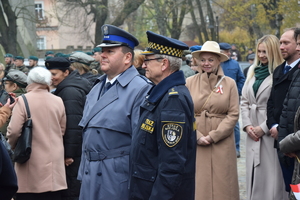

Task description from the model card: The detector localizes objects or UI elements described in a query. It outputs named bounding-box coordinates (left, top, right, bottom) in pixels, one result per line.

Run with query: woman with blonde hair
left=186, top=41, right=239, bottom=200
left=69, top=52, right=100, bottom=86
left=241, top=35, right=288, bottom=200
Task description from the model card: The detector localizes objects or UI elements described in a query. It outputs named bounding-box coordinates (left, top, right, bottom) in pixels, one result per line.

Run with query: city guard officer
left=129, top=31, right=197, bottom=200
left=77, top=24, right=152, bottom=200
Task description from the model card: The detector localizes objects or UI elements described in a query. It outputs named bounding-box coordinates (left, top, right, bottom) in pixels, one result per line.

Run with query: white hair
left=27, top=67, right=51, bottom=86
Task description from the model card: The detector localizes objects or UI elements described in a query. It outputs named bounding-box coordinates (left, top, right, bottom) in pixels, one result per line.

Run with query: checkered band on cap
left=149, top=42, right=184, bottom=58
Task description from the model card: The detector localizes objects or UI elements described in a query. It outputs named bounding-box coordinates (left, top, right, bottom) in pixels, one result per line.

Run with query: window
left=37, top=36, right=46, bottom=50
left=35, top=2, right=44, bottom=20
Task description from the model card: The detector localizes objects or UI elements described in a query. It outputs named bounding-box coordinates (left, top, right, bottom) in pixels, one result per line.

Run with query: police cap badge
left=97, top=24, right=139, bottom=49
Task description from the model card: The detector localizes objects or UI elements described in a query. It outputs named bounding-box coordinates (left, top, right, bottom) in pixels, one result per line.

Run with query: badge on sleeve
left=162, top=123, right=182, bottom=147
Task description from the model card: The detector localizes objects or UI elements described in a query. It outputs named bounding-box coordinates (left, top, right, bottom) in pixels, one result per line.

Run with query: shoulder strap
left=21, top=94, right=31, bottom=119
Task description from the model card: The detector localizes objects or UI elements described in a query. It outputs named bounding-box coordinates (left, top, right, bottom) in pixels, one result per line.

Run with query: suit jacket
left=78, top=66, right=152, bottom=200
left=267, top=61, right=300, bottom=130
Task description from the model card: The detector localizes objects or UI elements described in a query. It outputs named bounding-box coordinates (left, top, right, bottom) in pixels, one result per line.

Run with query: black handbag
left=12, top=94, right=32, bottom=164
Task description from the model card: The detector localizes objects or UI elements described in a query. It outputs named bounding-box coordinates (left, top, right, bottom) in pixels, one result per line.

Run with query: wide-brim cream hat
left=192, top=41, right=229, bottom=62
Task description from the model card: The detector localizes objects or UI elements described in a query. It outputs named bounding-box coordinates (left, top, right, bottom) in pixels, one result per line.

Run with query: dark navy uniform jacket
left=129, top=70, right=196, bottom=200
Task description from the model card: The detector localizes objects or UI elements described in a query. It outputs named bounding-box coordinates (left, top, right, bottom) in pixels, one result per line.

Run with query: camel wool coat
left=241, top=74, right=287, bottom=200
left=186, top=67, right=239, bottom=200
left=7, top=83, right=67, bottom=193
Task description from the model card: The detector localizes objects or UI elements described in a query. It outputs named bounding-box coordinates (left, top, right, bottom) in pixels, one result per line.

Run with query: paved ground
left=237, top=118, right=247, bottom=200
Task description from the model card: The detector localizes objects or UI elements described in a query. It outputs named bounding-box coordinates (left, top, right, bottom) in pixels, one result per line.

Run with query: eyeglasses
left=144, top=58, right=163, bottom=65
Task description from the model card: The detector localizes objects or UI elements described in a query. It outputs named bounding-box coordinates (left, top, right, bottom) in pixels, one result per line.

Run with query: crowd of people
left=0, top=24, right=300, bottom=200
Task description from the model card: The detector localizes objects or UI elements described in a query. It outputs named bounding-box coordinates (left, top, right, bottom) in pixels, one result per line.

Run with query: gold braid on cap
left=148, top=42, right=184, bottom=58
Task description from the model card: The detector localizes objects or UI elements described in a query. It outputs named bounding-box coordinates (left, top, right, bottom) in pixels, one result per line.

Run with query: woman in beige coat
left=241, top=35, right=287, bottom=200
left=186, top=41, right=239, bottom=200
left=7, top=67, right=67, bottom=200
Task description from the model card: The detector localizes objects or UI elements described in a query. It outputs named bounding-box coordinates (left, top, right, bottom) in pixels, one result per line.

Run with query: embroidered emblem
left=215, top=85, right=223, bottom=94
left=162, top=123, right=182, bottom=147
left=103, top=25, right=108, bottom=35
left=140, top=118, right=155, bottom=134
left=169, top=88, right=178, bottom=95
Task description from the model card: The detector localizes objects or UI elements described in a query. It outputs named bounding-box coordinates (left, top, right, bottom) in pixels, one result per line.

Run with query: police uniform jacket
left=129, top=70, right=196, bottom=200
left=78, top=65, right=152, bottom=200
left=220, top=58, right=245, bottom=95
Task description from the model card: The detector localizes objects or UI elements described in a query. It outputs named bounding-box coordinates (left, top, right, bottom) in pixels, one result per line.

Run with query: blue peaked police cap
left=97, top=24, right=139, bottom=49
left=141, top=31, right=189, bottom=58
left=219, top=42, right=231, bottom=50
left=190, top=45, right=202, bottom=52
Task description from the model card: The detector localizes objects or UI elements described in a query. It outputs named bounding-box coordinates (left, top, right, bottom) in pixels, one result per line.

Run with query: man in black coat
left=129, top=31, right=196, bottom=200
left=46, top=57, right=91, bottom=200
left=268, top=27, right=300, bottom=192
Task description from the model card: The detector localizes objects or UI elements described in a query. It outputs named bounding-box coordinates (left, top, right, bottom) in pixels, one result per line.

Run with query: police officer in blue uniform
left=78, top=25, right=152, bottom=200
left=129, top=31, right=197, bottom=200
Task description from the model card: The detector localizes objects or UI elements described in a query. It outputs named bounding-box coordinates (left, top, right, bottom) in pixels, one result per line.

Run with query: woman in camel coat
left=7, top=67, right=67, bottom=200
left=241, top=35, right=287, bottom=200
left=186, top=41, right=239, bottom=200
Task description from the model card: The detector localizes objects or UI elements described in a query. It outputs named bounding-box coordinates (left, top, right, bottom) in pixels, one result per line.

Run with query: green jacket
left=16, top=65, right=29, bottom=75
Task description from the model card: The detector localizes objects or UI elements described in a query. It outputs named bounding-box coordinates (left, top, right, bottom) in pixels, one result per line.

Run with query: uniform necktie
left=98, top=82, right=112, bottom=100
left=283, top=65, right=291, bottom=74
left=102, top=82, right=112, bottom=95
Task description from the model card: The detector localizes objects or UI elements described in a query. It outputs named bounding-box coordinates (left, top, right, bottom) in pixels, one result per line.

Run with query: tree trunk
left=112, top=0, right=146, bottom=27
left=153, top=0, right=167, bottom=36
left=169, top=1, right=187, bottom=39
left=188, top=0, right=203, bottom=44
left=0, top=0, right=18, bottom=55
left=205, top=0, right=215, bottom=40
left=195, top=0, right=209, bottom=40
left=91, top=0, right=108, bottom=46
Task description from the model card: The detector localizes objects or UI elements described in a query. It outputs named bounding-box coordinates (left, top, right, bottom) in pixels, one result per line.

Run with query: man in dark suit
left=267, top=27, right=300, bottom=192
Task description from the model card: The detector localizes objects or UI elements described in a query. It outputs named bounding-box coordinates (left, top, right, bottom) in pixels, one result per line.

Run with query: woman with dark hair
left=45, top=57, right=91, bottom=200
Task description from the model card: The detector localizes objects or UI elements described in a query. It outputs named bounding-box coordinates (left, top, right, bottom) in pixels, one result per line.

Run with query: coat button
left=147, top=103, right=150, bottom=106
left=151, top=176, right=155, bottom=181
left=97, top=172, right=102, bottom=176
left=97, top=130, right=100, bottom=134
left=85, top=171, right=88, bottom=174
left=134, top=171, right=137, bottom=175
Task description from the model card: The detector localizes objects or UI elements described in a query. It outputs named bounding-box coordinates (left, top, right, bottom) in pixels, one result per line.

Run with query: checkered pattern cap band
left=147, top=42, right=184, bottom=58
